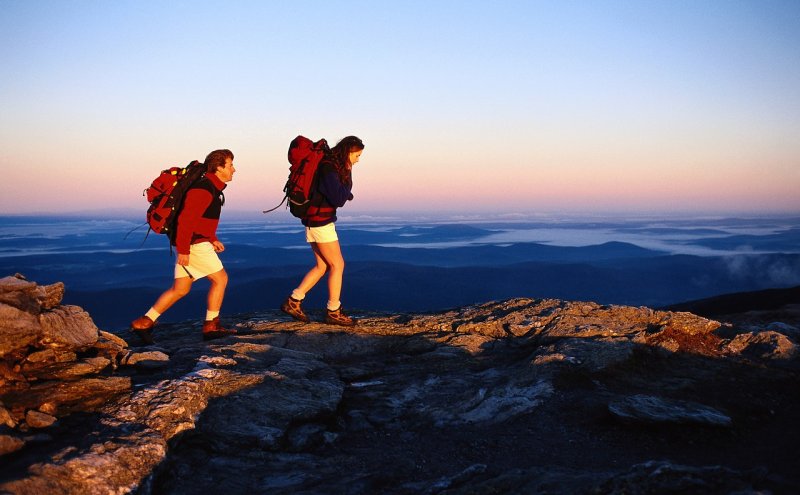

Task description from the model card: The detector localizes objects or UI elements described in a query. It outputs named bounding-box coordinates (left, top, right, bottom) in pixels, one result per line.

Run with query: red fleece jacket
left=175, top=173, right=226, bottom=255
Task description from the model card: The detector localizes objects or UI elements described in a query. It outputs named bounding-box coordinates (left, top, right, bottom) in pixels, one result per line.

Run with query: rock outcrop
left=0, top=275, right=167, bottom=454
left=1, top=275, right=799, bottom=494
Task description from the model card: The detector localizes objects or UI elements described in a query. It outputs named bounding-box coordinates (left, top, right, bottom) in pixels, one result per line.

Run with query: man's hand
left=177, top=254, right=190, bottom=266
left=212, top=240, right=225, bottom=253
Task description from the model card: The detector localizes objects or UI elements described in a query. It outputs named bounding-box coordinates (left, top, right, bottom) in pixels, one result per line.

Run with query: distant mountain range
left=2, top=217, right=799, bottom=330
left=53, top=244, right=799, bottom=330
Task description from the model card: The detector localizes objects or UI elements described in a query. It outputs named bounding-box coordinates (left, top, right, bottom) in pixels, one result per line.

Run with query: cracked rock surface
left=2, top=276, right=799, bottom=494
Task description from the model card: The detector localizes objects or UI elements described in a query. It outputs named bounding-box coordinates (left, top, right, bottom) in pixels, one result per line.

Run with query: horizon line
left=2, top=208, right=800, bottom=222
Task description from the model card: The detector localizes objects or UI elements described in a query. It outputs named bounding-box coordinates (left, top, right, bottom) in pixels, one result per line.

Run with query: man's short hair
left=204, top=149, right=234, bottom=173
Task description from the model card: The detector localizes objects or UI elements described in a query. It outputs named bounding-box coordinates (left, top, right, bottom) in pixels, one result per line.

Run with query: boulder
left=608, top=394, right=732, bottom=427
left=2, top=377, right=131, bottom=418
left=22, top=357, right=111, bottom=380
left=0, top=275, right=40, bottom=314
left=0, top=302, right=41, bottom=358
left=120, top=351, right=170, bottom=369
left=38, top=305, right=99, bottom=350
left=24, top=348, right=77, bottom=364
left=25, top=410, right=57, bottom=429
left=0, top=402, right=15, bottom=428
left=726, top=330, right=798, bottom=360
left=0, top=431, right=25, bottom=456
left=35, top=282, right=65, bottom=310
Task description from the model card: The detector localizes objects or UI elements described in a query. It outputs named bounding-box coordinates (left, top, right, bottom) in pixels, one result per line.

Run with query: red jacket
left=175, top=173, right=226, bottom=255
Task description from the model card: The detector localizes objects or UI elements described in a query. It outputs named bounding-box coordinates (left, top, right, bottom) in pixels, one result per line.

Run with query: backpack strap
left=263, top=195, right=287, bottom=214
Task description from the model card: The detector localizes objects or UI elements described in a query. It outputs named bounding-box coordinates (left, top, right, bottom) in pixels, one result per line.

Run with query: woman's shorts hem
left=305, top=223, right=338, bottom=244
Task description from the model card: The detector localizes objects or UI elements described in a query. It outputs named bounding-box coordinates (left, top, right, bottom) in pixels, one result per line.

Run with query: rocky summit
left=1, top=274, right=799, bottom=494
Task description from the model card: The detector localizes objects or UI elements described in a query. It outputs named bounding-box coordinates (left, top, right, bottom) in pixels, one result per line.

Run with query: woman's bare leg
left=315, top=240, right=345, bottom=305
left=296, top=243, right=329, bottom=294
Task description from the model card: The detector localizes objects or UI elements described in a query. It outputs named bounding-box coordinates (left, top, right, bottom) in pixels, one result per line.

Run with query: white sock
left=206, top=310, right=220, bottom=321
left=291, top=289, right=305, bottom=301
left=145, top=308, right=161, bottom=322
left=327, top=300, right=341, bottom=311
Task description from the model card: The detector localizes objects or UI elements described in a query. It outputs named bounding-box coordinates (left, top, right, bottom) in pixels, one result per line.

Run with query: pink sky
left=2, top=2, right=799, bottom=216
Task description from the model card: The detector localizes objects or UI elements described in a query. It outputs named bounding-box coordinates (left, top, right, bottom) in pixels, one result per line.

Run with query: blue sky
left=1, top=0, right=799, bottom=216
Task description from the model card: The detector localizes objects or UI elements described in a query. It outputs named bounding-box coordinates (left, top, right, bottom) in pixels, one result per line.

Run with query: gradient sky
left=1, top=0, right=799, bottom=216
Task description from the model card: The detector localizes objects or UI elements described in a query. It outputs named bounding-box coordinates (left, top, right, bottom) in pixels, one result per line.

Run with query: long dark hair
left=327, top=136, right=364, bottom=185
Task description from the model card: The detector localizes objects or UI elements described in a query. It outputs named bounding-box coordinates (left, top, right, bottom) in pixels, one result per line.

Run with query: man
left=130, top=149, right=236, bottom=344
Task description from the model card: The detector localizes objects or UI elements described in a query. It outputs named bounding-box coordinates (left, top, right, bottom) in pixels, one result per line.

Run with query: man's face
left=216, top=157, right=235, bottom=182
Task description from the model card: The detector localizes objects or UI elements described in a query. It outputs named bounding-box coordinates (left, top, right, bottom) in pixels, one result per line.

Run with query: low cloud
left=723, top=255, right=800, bottom=286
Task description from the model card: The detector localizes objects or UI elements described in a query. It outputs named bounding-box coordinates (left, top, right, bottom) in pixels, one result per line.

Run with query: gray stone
left=548, top=337, right=635, bottom=372
left=0, top=404, right=15, bottom=428
left=37, top=401, right=58, bottom=416
left=197, top=355, right=238, bottom=368
left=0, top=302, right=41, bottom=358
left=451, top=381, right=554, bottom=425
left=35, top=282, right=65, bottom=310
left=98, top=330, right=129, bottom=349
left=0, top=432, right=25, bottom=456
left=94, top=332, right=129, bottom=368
left=0, top=275, right=39, bottom=314
left=726, top=330, right=798, bottom=360
left=25, top=348, right=77, bottom=364
left=120, top=351, right=170, bottom=369
left=38, top=305, right=99, bottom=350
left=25, top=409, right=57, bottom=428
left=2, top=377, right=131, bottom=416
left=608, top=394, right=732, bottom=427
left=22, top=357, right=111, bottom=380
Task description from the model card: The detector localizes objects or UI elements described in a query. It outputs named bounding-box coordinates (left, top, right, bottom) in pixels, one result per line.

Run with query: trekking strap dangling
left=263, top=195, right=288, bottom=214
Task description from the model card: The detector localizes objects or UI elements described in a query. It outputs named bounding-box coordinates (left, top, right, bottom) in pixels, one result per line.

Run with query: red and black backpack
left=144, top=160, right=206, bottom=244
left=264, top=136, right=329, bottom=218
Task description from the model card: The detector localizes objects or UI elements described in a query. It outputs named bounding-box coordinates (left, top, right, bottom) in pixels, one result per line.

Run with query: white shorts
left=305, top=223, right=338, bottom=244
left=174, top=242, right=224, bottom=280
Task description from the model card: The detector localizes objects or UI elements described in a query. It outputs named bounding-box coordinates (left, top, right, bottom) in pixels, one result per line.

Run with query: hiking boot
left=130, top=316, right=155, bottom=345
left=281, top=296, right=310, bottom=323
left=325, top=306, right=356, bottom=327
left=202, top=317, right=237, bottom=341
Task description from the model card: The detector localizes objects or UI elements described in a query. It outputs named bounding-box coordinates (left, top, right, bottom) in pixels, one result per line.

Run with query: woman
left=281, top=136, right=364, bottom=326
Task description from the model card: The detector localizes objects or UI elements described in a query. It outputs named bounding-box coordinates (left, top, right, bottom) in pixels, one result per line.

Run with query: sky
left=1, top=0, right=799, bottom=217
